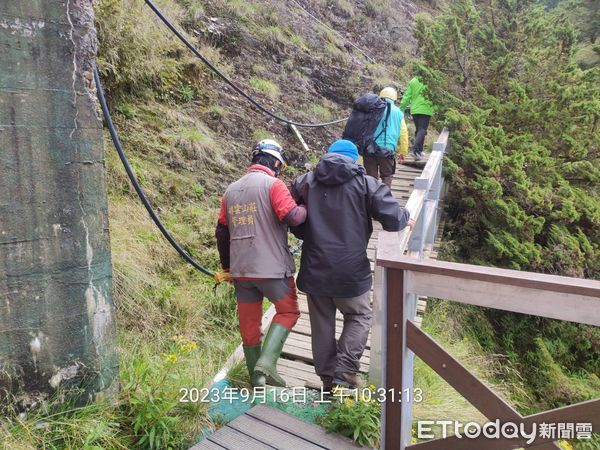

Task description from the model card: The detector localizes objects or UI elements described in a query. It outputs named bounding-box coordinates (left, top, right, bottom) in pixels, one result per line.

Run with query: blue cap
left=327, top=139, right=359, bottom=162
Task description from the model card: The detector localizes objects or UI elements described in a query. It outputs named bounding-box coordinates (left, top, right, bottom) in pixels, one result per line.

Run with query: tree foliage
left=549, top=0, right=600, bottom=68
left=417, top=0, right=599, bottom=277
left=550, top=0, right=600, bottom=44
left=415, top=0, right=600, bottom=411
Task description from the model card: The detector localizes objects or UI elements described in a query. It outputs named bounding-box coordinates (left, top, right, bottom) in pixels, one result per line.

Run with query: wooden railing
left=370, top=128, right=449, bottom=384
left=375, top=255, right=600, bottom=449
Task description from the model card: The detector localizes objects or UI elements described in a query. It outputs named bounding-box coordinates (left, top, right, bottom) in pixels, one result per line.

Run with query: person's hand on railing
left=407, top=218, right=416, bottom=230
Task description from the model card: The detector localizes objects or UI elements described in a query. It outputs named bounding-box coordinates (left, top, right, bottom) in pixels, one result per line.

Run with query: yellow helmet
left=379, top=87, right=398, bottom=101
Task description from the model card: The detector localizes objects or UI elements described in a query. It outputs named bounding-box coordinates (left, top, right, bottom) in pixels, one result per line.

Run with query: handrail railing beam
left=406, top=271, right=600, bottom=326
left=377, top=256, right=600, bottom=299
left=370, top=128, right=449, bottom=388
left=378, top=257, right=600, bottom=448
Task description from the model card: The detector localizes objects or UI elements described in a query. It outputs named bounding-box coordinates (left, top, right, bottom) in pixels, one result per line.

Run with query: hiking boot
left=251, top=323, right=290, bottom=387
left=243, top=345, right=261, bottom=377
left=305, top=376, right=333, bottom=393
left=322, top=377, right=334, bottom=394
left=333, top=372, right=362, bottom=389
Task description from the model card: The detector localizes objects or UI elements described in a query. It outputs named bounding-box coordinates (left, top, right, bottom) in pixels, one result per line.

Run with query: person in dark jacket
left=290, top=139, right=414, bottom=390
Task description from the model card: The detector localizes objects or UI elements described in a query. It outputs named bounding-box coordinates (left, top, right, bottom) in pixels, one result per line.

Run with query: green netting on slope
left=195, top=380, right=330, bottom=444
left=263, top=388, right=330, bottom=424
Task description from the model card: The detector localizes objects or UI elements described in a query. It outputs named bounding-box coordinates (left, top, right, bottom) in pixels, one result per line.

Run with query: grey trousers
left=306, top=292, right=372, bottom=380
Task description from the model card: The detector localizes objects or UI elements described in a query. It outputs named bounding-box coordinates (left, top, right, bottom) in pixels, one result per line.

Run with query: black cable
left=93, top=64, right=215, bottom=278
left=144, top=0, right=348, bottom=129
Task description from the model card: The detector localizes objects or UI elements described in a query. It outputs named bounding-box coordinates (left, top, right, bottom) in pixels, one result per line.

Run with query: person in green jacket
left=399, top=76, right=434, bottom=161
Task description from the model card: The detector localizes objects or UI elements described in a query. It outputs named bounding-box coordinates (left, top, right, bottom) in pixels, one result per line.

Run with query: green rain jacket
left=399, top=77, right=434, bottom=116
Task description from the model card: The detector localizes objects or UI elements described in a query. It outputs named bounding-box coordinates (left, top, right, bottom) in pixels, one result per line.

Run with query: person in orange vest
left=215, top=139, right=306, bottom=387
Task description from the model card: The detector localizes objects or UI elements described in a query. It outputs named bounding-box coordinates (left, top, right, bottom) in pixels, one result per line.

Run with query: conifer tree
left=414, top=0, right=600, bottom=411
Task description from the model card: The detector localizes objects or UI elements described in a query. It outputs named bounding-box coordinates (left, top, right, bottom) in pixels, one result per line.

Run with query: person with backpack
left=290, top=139, right=414, bottom=391
left=399, top=76, right=434, bottom=161
left=214, top=139, right=306, bottom=387
left=342, top=88, right=408, bottom=188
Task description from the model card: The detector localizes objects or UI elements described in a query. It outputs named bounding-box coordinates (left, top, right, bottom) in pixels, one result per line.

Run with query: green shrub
left=252, top=129, right=272, bottom=141
left=116, top=101, right=137, bottom=119
left=120, top=336, right=199, bottom=449
left=191, top=184, right=205, bottom=198
left=95, top=0, right=187, bottom=98
left=319, top=387, right=381, bottom=448
left=249, top=77, right=281, bottom=99
left=178, top=84, right=196, bottom=102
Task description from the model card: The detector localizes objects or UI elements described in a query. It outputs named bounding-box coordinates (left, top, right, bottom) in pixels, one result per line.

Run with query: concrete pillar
left=0, top=0, right=117, bottom=407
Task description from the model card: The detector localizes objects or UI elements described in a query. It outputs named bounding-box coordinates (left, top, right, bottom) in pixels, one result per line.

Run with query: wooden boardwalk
left=278, top=158, right=439, bottom=388
left=199, top=153, right=448, bottom=449
left=192, top=405, right=366, bottom=449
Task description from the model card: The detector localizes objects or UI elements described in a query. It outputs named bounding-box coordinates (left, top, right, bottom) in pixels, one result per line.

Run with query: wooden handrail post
left=369, top=263, right=385, bottom=385
left=382, top=268, right=416, bottom=450
left=425, top=163, right=442, bottom=251
left=408, top=206, right=426, bottom=257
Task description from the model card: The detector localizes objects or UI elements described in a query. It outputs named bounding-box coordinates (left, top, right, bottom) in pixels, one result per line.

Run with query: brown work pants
left=363, top=155, right=396, bottom=188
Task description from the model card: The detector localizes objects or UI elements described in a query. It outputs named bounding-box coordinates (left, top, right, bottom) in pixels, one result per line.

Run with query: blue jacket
left=374, top=99, right=404, bottom=152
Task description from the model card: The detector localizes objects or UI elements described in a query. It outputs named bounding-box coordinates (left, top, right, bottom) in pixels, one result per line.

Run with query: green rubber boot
left=243, top=345, right=261, bottom=377
left=251, top=323, right=290, bottom=387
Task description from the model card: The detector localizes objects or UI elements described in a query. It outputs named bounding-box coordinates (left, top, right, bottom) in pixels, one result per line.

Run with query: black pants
left=412, top=114, right=431, bottom=155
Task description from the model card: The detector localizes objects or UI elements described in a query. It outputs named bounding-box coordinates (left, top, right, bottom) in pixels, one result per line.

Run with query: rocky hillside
left=97, top=0, right=436, bottom=195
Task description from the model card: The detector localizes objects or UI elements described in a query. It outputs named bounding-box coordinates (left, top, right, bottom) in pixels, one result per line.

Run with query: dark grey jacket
left=290, top=153, right=410, bottom=298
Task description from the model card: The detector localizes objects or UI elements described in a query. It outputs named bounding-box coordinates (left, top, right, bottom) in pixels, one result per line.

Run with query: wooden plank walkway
left=197, top=157, right=444, bottom=449
left=192, top=404, right=366, bottom=449
left=278, top=157, right=441, bottom=387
